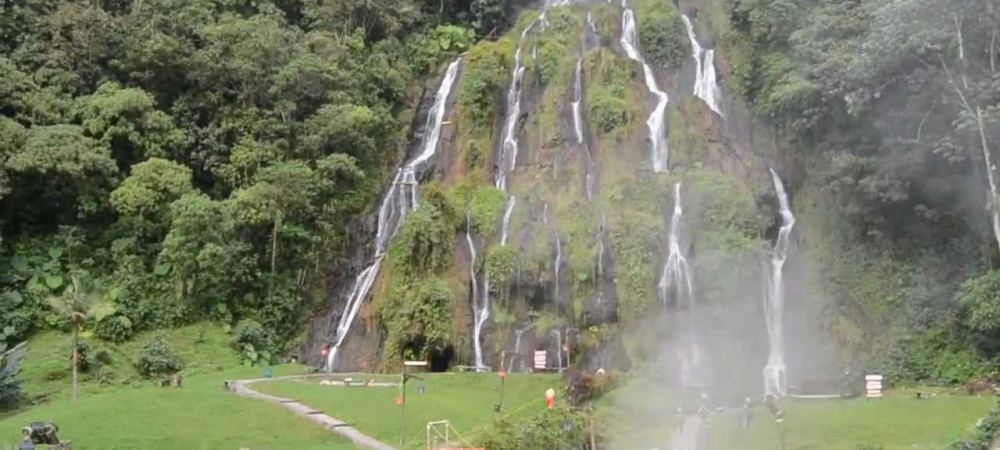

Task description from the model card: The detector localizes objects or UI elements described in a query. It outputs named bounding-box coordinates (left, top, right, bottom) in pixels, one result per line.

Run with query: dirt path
left=225, top=375, right=398, bottom=450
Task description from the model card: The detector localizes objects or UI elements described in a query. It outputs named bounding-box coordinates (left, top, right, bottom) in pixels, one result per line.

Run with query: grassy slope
left=1, top=325, right=359, bottom=449
left=16, top=324, right=244, bottom=403
left=253, top=372, right=562, bottom=449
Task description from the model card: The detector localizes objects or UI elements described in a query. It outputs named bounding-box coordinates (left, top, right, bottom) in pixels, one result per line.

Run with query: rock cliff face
left=306, top=0, right=838, bottom=397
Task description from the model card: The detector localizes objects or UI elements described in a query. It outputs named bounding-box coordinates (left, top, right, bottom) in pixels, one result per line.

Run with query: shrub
left=94, top=315, right=134, bottom=342
left=636, top=0, right=689, bottom=68
left=134, top=335, right=183, bottom=377
left=75, top=341, right=91, bottom=372
left=950, top=397, right=1000, bottom=449
left=477, top=408, right=589, bottom=450
left=232, top=319, right=275, bottom=366
left=0, top=342, right=26, bottom=410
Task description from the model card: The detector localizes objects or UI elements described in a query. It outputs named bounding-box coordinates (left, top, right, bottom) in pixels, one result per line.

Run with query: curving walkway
left=225, top=375, right=398, bottom=450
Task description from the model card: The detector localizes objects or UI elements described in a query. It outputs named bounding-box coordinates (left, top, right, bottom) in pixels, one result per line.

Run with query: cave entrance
left=428, top=345, right=454, bottom=372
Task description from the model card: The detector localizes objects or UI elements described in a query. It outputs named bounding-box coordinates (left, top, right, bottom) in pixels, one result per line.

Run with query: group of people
left=674, top=391, right=785, bottom=434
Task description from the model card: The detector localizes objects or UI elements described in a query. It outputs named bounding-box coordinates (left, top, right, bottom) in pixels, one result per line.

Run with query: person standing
left=740, top=397, right=754, bottom=430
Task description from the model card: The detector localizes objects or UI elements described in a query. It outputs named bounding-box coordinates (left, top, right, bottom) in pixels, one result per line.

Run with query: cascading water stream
left=325, top=59, right=461, bottom=371
left=551, top=329, right=563, bottom=371
left=554, top=232, right=562, bottom=301
left=571, top=57, right=595, bottom=200
left=474, top=11, right=552, bottom=370
left=620, top=3, right=670, bottom=172
left=597, top=216, right=606, bottom=278
left=764, top=169, right=795, bottom=397
left=658, top=183, right=699, bottom=386
left=501, top=195, right=516, bottom=246
left=587, top=11, right=597, bottom=33
left=572, top=58, right=585, bottom=145
left=466, top=212, right=487, bottom=370
left=508, top=326, right=531, bottom=372
left=681, top=15, right=723, bottom=116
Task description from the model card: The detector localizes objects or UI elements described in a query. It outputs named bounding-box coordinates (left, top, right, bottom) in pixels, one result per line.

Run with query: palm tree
left=47, top=276, right=113, bottom=400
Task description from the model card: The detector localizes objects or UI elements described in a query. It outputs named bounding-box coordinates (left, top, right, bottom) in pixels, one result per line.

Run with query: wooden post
left=589, top=413, right=597, bottom=450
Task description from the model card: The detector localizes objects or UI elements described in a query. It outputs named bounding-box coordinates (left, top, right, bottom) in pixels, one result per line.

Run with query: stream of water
left=763, top=169, right=795, bottom=397
left=620, top=3, right=670, bottom=172
left=325, top=59, right=462, bottom=371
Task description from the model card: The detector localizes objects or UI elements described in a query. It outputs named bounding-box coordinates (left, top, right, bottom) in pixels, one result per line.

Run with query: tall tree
left=46, top=276, right=112, bottom=400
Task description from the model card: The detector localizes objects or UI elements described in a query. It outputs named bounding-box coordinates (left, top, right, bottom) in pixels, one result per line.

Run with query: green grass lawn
left=1, top=324, right=361, bottom=449
left=0, top=364, right=360, bottom=450
left=710, top=389, right=992, bottom=450
left=252, top=372, right=563, bottom=449
left=596, top=375, right=992, bottom=450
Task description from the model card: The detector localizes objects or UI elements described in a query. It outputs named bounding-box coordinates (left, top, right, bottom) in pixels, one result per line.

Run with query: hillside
left=4, top=0, right=1000, bottom=448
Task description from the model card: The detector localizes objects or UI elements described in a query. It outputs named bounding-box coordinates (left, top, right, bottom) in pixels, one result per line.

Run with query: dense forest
left=0, top=0, right=505, bottom=364
left=5, top=0, right=1000, bottom=413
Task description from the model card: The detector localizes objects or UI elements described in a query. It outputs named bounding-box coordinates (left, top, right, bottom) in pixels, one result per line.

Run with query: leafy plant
left=232, top=319, right=274, bottom=366
left=0, top=341, right=26, bottom=410
left=134, top=334, right=183, bottom=377
left=94, top=315, right=134, bottom=343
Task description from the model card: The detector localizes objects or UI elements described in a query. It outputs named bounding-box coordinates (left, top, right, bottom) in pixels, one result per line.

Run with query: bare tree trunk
left=72, top=327, right=78, bottom=400
left=976, top=107, right=1000, bottom=254
left=271, top=211, right=281, bottom=274
left=991, top=29, right=998, bottom=74
left=954, top=14, right=970, bottom=89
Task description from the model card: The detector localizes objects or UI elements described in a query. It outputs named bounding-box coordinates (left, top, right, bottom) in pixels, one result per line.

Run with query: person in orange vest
left=545, top=387, right=556, bottom=409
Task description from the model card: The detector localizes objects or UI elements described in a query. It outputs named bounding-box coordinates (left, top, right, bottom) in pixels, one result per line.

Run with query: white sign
left=865, top=374, right=883, bottom=399
left=533, top=351, right=547, bottom=370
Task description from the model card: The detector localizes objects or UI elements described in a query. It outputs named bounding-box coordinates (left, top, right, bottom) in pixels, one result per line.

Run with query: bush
left=75, top=341, right=91, bottom=372
left=134, top=335, right=183, bottom=377
left=637, top=0, right=689, bottom=69
left=476, top=408, right=589, bottom=450
left=950, top=397, right=1000, bottom=449
left=94, top=315, right=134, bottom=342
left=232, top=319, right=275, bottom=366
left=232, top=319, right=271, bottom=349
left=0, top=342, right=26, bottom=410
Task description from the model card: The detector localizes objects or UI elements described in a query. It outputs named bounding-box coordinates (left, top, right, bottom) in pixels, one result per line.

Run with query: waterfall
left=500, top=195, right=516, bottom=246
left=572, top=56, right=595, bottom=200
left=620, top=6, right=670, bottom=172
left=572, top=58, right=585, bottom=145
left=764, top=169, right=795, bottom=397
left=475, top=277, right=492, bottom=370
left=587, top=11, right=597, bottom=33
left=472, top=14, right=549, bottom=372
left=496, top=37, right=531, bottom=191
left=551, top=329, right=563, bottom=371
left=508, top=327, right=531, bottom=372
left=681, top=15, right=723, bottom=116
left=325, top=59, right=461, bottom=371
left=658, top=183, right=699, bottom=386
left=659, top=184, right=694, bottom=310
left=543, top=202, right=550, bottom=224
left=466, top=212, right=487, bottom=370
left=554, top=232, right=562, bottom=301
left=596, top=216, right=606, bottom=277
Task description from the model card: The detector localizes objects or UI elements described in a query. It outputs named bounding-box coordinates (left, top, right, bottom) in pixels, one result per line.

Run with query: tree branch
left=916, top=99, right=937, bottom=143
left=939, top=55, right=974, bottom=115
